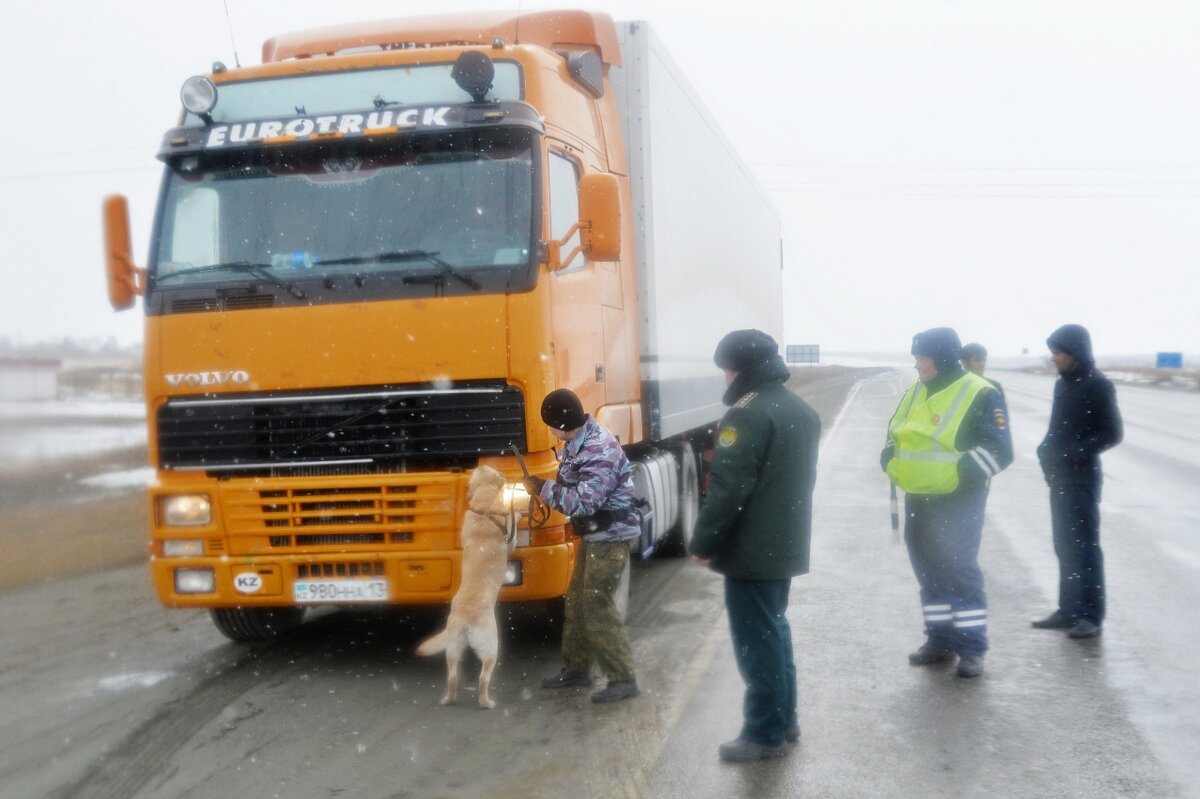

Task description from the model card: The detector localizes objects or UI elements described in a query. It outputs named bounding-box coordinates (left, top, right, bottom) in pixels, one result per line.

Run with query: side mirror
left=578, top=173, right=621, bottom=262
left=102, top=194, right=145, bottom=310
left=547, top=173, right=622, bottom=270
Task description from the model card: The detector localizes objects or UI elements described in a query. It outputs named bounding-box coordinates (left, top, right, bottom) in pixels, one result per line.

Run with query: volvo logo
left=165, top=370, right=251, bottom=388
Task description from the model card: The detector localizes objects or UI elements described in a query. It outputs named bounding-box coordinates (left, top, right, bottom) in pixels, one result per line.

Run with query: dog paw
left=479, top=698, right=496, bottom=710
left=439, top=695, right=456, bottom=706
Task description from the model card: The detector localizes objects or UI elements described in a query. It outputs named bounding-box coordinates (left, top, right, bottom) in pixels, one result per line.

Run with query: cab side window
left=548, top=151, right=587, bottom=273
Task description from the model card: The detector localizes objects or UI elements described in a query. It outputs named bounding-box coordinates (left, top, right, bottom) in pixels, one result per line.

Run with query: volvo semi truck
left=102, top=9, right=782, bottom=640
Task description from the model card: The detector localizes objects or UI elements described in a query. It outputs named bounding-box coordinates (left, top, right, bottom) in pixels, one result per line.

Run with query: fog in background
left=2, top=0, right=1197, bottom=358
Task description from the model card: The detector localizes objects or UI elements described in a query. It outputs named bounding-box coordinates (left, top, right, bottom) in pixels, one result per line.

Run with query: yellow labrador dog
left=416, top=465, right=510, bottom=709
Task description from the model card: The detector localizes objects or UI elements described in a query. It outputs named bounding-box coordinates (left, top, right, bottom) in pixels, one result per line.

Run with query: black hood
left=1047, top=324, right=1094, bottom=368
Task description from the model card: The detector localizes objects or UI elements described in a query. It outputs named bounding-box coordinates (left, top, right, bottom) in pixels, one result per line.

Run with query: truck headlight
left=162, top=495, right=211, bottom=526
left=162, top=539, right=204, bottom=557
left=174, top=568, right=215, bottom=594
left=502, top=482, right=530, bottom=511
left=503, top=560, right=523, bottom=586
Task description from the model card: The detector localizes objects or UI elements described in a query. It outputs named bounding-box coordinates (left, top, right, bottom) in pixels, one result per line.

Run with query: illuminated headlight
left=502, top=482, right=531, bottom=510
left=174, top=568, right=215, bottom=594
left=503, top=560, right=523, bottom=586
left=162, top=495, right=212, bottom=526
left=162, top=539, right=204, bottom=557
left=180, top=75, right=218, bottom=115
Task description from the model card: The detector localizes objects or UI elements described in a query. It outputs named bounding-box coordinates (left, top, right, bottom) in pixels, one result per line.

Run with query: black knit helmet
left=540, top=388, right=587, bottom=431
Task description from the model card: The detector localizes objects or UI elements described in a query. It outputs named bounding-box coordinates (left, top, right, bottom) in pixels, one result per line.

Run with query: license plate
left=293, top=579, right=389, bottom=603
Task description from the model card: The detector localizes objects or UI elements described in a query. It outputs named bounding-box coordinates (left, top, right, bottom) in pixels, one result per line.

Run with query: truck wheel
left=662, top=443, right=700, bottom=556
left=210, top=606, right=306, bottom=642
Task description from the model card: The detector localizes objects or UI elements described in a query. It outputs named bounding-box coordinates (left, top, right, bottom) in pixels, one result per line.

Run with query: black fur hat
left=713, top=329, right=779, bottom=372
left=911, top=327, right=962, bottom=369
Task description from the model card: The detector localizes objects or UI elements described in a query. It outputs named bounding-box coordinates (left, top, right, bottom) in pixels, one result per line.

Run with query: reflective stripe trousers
left=724, top=577, right=797, bottom=746
left=904, top=485, right=989, bottom=657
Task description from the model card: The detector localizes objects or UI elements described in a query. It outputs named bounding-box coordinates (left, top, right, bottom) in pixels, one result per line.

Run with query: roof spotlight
left=452, top=51, right=495, bottom=103
left=180, top=75, right=218, bottom=118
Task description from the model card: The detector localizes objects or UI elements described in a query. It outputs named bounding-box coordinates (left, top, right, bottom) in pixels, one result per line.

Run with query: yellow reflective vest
left=887, top=372, right=992, bottom=495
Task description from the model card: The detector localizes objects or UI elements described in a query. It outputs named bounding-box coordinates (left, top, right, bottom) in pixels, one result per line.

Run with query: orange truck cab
left=102, top=10, right=782, bottom=640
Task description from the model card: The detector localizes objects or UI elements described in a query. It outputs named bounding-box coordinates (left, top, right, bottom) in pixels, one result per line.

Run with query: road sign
left=1156, top=352, right=1183, bottom=369
left=787, top=344, right=820, bottom=365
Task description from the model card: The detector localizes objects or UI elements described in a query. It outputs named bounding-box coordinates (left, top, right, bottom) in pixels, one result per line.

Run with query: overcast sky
left=2, top=0, right=1197, bottom=357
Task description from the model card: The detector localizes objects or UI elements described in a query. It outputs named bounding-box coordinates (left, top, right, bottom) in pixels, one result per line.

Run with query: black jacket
left=1037, top=325, right=1123, bottom=485
left=689, top=356, right=821, bottom=580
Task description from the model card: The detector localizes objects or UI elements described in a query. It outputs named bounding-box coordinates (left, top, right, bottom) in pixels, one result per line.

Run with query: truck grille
left=157, top=381, right=525, bottom=476
left=297, top=562, right=385, bottom=578
left=220, top=477, right=457, bottom=555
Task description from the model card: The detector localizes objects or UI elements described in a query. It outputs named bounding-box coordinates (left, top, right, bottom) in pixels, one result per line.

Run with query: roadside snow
left=0, top=399, right=145, bottom=420
left=80, top=468, right=154, bottom=490
left=0, top=399, right=146, bottom=467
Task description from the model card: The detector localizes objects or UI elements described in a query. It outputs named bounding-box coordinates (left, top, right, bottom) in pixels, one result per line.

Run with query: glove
left=522, top=476, right=546, bottom=496
left=880, top=444, right=895, bottom=473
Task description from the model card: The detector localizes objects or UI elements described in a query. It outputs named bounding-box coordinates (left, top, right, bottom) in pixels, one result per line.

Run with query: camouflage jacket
left=539, top=417, right=640, bottom=543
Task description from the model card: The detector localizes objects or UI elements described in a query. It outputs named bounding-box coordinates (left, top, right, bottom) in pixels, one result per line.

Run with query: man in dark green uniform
left=689, top=329, right=821, bottom=762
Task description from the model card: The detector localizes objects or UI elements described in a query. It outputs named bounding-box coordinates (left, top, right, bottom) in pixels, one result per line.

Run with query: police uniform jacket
left=688, top=357, right=821, bottom=580
left=882, top=364, right=1014, bottom=493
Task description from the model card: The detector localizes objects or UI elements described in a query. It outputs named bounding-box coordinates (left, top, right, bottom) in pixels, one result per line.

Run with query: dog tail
left=416, top=629, right=448, bottom=656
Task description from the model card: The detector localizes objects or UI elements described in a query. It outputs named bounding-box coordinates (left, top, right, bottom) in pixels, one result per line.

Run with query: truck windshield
left=151, top=129, right=536, bottom=304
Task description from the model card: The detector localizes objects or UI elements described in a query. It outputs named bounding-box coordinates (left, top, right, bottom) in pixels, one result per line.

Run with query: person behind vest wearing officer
left=523, top=388, right=641, bottom=703
left=882, top=327, right=1012, bottom=678
left=689, top=329, right=821, bottom=762
left=1032, top=324, right=1123, bottom=639
left=961, top=342, right=1005, bottom=400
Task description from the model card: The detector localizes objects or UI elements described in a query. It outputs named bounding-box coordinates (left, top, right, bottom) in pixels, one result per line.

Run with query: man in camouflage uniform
left=690, top=329, right=821, bottom=762
left=523, top=388, right=640, bottom=703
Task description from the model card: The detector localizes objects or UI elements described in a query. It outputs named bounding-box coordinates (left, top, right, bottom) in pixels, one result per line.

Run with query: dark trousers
left=1050, top=481, right=1105, bottom=624
left=904, top=486, right=989, bottom=657
left=724, top=577, right=797, bottom=746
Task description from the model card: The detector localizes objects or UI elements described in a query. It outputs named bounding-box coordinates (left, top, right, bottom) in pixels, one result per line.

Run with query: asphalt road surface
left=1, top=368, right=1196, bottom=798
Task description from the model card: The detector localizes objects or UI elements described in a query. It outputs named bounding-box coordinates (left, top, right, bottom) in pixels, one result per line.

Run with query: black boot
left=541, top=668, right=593, bottom=689
left=591, top=680, right=639, bottom=703
left=908, top=641, right=953, bottom=666
left=1031, top=610, right=1073, bottom=629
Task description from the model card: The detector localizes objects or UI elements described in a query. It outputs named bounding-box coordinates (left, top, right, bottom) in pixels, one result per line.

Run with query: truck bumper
left=150, top=542, right=575, bottom=608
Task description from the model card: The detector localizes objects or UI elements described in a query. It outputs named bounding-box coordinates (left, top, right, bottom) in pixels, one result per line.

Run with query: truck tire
left=662, top=443, right=701, bottom=556
left=210, top=606, right=306, bottom=642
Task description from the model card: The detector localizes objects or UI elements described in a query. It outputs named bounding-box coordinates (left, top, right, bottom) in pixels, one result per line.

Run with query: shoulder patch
left=718, top=426, right=738, bottom=447
left=993, top=407, right=1008, bottom=431
left=733, top=391, right=759, bottom=409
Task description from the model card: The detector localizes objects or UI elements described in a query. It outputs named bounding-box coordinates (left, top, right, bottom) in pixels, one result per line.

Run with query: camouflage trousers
left=562, top=539, right=637, bottom=682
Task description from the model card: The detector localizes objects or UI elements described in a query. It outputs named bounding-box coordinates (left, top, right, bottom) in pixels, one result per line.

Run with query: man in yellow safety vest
left=882, top=328, right=1012, bottom=678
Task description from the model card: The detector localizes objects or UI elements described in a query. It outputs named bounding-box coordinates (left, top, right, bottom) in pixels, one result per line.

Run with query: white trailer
left=611, top=21, right=783, bottom=555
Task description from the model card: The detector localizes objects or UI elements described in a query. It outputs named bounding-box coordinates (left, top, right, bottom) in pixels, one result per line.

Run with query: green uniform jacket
left=688, top=359, right=821, bottom=580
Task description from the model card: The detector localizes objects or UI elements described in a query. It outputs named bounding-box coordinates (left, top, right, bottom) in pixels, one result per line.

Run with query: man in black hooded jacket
left=1033, top=324, right=1123, bottom=639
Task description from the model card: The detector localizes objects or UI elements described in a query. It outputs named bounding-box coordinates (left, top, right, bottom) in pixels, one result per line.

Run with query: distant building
left=0, top=357, right=60, bottom=401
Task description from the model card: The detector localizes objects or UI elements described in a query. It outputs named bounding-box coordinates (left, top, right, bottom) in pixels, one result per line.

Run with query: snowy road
left=1, top=369, right=1196, bottom=798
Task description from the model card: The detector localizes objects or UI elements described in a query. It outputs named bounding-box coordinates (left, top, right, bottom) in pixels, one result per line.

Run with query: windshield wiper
left=316, top=250, right=481, bottom=291
left=156, top=261, right=308, bottom=300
